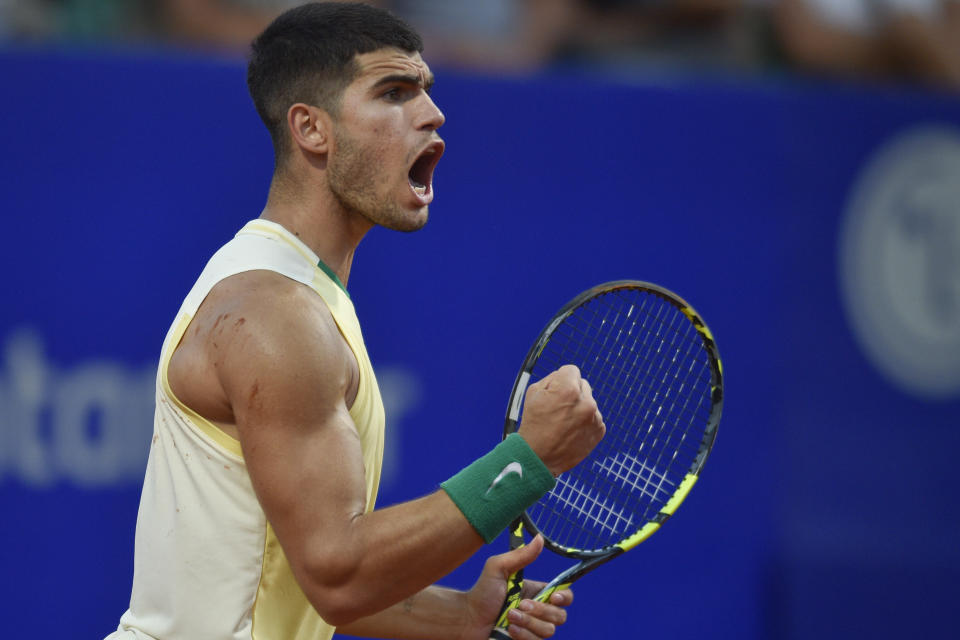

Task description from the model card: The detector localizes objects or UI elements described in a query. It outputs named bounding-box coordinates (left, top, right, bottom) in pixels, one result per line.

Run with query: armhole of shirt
left=160, top=272, right=364, bottom=458
left=159, top=310, right=244, bottom=458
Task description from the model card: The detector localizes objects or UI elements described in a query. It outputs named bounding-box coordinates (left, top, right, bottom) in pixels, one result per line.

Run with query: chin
left=392, top=209, right=429, bottom=233
left=380, top=202, right=430, bottom=233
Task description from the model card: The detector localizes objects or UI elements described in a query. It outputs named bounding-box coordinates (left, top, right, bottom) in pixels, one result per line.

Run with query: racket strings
left=537, top=304, right=709, bottom=475
left=623, top=301, right=713, bottom=462
left=524, top=288, right=715, bottom=552
left=589, top=296, right=712, bottom=518
left=539, top=299, right=710, bottom=458
left=548, top=296, right=707, bottom=432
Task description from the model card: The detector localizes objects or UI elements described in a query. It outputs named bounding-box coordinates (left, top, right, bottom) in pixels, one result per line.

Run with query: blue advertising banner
left=1, top=48, right=958, bottom=638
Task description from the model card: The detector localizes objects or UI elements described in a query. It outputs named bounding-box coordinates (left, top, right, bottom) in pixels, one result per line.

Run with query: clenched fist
left=516, top=365, right=606, bottom=477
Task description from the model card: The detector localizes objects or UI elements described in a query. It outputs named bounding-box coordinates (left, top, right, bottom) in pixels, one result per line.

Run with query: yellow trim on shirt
left=245, top=219, right=318, bottom=265
left=160, top=312, right=244, bottom=458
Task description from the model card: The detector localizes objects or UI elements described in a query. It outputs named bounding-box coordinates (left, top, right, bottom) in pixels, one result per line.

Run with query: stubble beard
left=328, top=126, right=429, bottom=233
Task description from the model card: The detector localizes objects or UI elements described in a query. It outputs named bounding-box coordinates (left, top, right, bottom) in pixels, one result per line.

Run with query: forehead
left=351, top=48, right=433, bottom=87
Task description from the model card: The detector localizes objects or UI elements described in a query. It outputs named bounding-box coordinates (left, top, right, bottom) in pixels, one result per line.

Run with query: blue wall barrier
left=2, top=48, right=959, bottom=639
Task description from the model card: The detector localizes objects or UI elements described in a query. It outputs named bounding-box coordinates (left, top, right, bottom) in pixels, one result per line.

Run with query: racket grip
left=488, top=520, right=527, bottom=639
left=488, top=566, right=523, bottom=640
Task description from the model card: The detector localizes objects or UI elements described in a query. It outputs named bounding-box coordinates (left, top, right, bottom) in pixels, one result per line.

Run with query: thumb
left=494, top=534, right=545, bottom=577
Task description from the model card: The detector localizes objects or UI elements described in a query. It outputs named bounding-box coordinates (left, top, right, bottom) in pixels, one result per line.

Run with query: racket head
left=503, top=280, right=722, bottom=561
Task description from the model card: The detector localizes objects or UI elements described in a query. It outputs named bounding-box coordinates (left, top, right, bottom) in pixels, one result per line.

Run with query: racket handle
left=488, top=566, right=523, bottom=640
left=488, top=522, right=526, bottom=640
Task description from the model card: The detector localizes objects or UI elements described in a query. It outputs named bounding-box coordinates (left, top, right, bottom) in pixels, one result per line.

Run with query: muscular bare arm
left=336, top=536, right=573, bottom=640
left=170, top=270, right=603, bottom=627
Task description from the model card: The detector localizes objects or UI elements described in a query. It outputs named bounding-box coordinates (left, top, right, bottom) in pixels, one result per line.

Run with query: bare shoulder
left=169, top=269, right=357, bottom=431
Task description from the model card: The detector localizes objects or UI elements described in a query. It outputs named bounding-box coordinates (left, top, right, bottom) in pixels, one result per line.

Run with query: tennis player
left=106, top=3, right=605, bottom=639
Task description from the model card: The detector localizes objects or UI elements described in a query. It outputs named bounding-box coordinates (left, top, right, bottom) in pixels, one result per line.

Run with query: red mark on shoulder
left=212, top=313, right=229, bottom=333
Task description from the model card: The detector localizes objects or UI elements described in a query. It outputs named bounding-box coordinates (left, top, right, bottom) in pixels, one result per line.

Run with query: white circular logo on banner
left=839, top=126, right=960, bottom=398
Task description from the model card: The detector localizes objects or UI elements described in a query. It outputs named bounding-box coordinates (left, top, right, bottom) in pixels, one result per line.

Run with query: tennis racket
left=489, top=280, right=723, bottom=639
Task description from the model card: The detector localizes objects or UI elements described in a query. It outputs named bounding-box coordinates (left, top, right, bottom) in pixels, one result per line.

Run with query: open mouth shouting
left=408, top=140, right=444, bottom=204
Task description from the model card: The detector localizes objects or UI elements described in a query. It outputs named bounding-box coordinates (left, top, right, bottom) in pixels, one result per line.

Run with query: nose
left=419, top=93, right=445, bottom=131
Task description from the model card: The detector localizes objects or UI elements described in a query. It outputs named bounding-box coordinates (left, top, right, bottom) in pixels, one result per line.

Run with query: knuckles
left=520, top=365, right=605, bottom=473
left=526, top=366, right=603, bottom=427
left=553, top=382, right=582, bottom=405
left=556, top=363, right=581, bottom=379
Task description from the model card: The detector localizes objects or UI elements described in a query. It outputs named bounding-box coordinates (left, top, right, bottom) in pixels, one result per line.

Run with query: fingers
left=550, top=589, right=573, bottom=607
left=518, top=363, right=605, bottom=476
left=506, top=584, right=574, bottom=639
left=505, top=592, right=573, bottom=639
left=577, top=373, right=591, bottom=398
left=577, top=376, right=605, bottom=425
left=568, top=370, right=605, bottom=439
left=492, top=534, right=544, bottom=578
left=520, top=580, right=574, bottom=607
left=577, top=377, right=605, bottom=432
left=540, top=364, right=580, bottom=390
left=541, top=365, right=600, bottom=417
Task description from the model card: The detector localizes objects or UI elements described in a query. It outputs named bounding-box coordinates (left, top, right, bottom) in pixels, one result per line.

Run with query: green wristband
left=441, top=433, right=556, bottom=543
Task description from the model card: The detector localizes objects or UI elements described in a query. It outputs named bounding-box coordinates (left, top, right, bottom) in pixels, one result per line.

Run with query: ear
left=287, top=103, right=331, bottom=155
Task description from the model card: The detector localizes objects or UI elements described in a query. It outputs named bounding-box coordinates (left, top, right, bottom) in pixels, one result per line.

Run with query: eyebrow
left=371, top=73, right=435, bottom=93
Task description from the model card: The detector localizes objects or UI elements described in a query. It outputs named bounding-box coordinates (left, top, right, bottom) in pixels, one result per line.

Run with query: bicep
left=213, top=281, right=369, bottom=575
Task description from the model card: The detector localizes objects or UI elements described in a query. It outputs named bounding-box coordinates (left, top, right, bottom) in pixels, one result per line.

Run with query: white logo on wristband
left=486, top=462, right=523, bottom=496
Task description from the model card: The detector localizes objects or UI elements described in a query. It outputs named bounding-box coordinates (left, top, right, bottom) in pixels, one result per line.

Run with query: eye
left=382, top=87, right=405, bottom=102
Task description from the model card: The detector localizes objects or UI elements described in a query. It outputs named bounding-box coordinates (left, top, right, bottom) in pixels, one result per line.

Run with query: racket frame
left=490, top=280, right=723, bottom=637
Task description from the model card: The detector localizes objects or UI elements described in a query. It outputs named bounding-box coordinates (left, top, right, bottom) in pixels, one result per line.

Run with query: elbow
left=310, top=589, right=371, bottom=628
left=298, top=549, right=375, bottom=626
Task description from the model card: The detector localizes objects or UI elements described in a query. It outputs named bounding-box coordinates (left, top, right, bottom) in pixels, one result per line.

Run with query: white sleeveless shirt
left=108, top=219, right=385, bottom=640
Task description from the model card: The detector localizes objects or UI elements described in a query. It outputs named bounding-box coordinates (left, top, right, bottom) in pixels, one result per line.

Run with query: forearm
left=336, top=584, right=469, bottom=640
left=290, top=489, right=485, bottom=626
left=287, top=434, right=554, bottom=626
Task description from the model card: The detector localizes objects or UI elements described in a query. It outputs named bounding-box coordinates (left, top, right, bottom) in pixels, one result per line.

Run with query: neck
left=260, top=170, right=372, bottom=288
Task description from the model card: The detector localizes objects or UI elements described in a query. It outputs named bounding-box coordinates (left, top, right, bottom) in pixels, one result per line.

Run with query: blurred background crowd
left=1, top=0, right=959, bottom=92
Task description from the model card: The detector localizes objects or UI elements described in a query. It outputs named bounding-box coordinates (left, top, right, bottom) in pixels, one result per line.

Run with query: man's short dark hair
left=247, top=2, right=423, bottom=166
